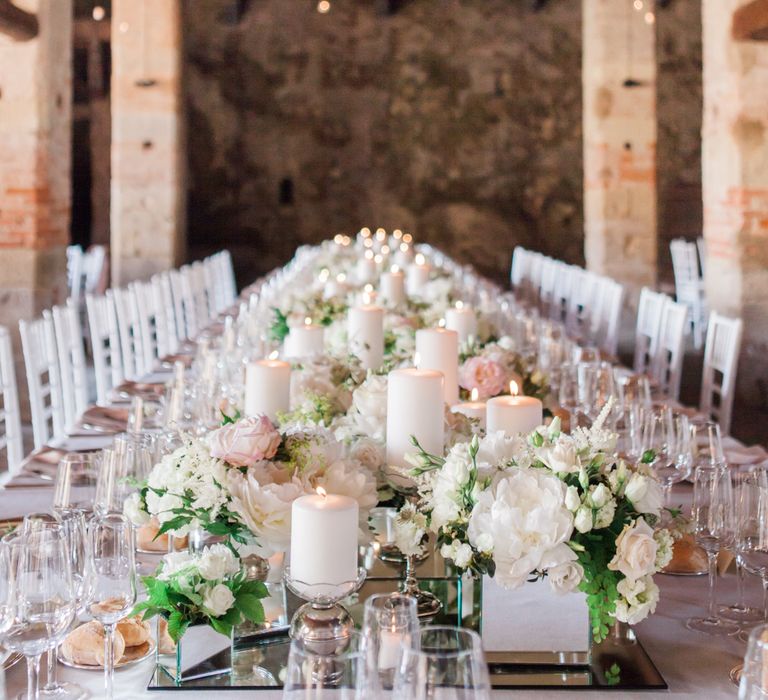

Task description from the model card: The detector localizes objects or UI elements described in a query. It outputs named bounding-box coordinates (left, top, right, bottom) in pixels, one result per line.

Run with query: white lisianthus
left=467, top=468, right=573, bottom=590
left=608, top=518, right=659, bottom=580
left=613, top=575, right=659, bottom=625
left=202, top=583, right=236, bottom=618
left=197, top=543, right=240, bottom=581
left=541, top=543, right=583, bottom=594
left=124, top=492, right=150, bottom=526
left=624, top=472, right=664, bottom=517
left=538, top=437, right=580, bottom=474
left=564, top=485, right=581, bottom=512
left=574, top=505, right=593, bottom=534
left=440, top=540, right=474, bottom=569
left=589, top=483, right=611, bottom=509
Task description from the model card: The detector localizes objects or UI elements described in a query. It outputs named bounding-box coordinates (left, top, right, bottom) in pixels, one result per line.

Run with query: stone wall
left=184, top=0, right=584, bottom=287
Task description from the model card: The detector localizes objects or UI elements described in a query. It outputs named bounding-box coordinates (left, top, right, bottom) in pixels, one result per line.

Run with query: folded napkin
left=724, top=444, right=768, bottom=466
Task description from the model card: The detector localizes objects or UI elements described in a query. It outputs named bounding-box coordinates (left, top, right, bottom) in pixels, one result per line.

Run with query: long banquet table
left=1, top=248, right=762, bottom=698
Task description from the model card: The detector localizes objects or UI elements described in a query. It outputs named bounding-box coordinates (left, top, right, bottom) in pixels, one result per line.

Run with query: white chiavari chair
left=538, top=257, right=559, bottom=316
left=652, top=299, right=688, bottom=401
left=219, top=250, right=237, bottom=306
left=510, top=246, right=528, bottom=290
left=696, top=237, right=707, bottom=278
left=633, top=287, right=668, bottom=375
left=191, top=260, right=214, bottom=326
left=110, top=287, right=146, bottom=381
left=527, top=252, right=544, bottom=306
left=670, top=238, right=707, bottom=349
left=66, top=245, right=85, bottom=302
left=154, top=272, right=182, bottom=355
left=591, top=278, right=624, bottom=358
left=700, top=311, right=743, bottom=436
left=0, top=326, right=23, bottom=479
left=19, top=311, right=65, bottom=449
left=172, top=267, right=196, bottom=341
left=202, top=256, right=222, bottom=316
left=52, top=300, right=89, bottom=432
left=566, top=268, right=598, bottom=342
left=85, top=293, right=124, bottom=405
left=83, top=244, right=108, bottom=295
left=550, top=263, right=575, bottom=324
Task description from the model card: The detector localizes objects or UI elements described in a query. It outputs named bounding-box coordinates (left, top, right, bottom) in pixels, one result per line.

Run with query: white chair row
left=66, top=244, right=108, bottom=302
left=670, top=238, right=707, bottom=349
left=511, top=247, right=624, bottom=357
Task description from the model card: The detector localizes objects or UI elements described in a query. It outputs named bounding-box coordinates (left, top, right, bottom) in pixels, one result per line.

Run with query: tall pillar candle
left=348, top=305, right=384, bottom=370
left=245, top=360, right=291, bottom=422
left=416, top=328, right=459, bottom=405
left=380, top=269, right=405, bottom=306
left=386, top=368, right=445, bottom=469
left=357, top=251, right=377, bottom=284
left=486, top=395, right=543, bottom=436
left=284, top=324, right=325, bottom=359
left=290, top=491, right=359, bottom=595
left=445, top=304, right=478, bottom=344
left=406, top=259, right=431, bottom=296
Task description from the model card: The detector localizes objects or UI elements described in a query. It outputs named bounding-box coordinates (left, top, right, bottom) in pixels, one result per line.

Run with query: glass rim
left=404, top=625, right=484, bottom=658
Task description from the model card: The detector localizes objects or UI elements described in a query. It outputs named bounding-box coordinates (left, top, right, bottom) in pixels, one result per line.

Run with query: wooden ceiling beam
left=733, top=0, right=768, bottom=41
left=0, top=0, right=38, bottom=41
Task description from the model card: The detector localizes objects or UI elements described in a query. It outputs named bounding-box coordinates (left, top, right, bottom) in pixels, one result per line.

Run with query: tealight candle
left=284, top=321, right=325, bottom=359
left=380, top=268, right=405, bottom=306
left=386, top=368, right=445, bottom=469
left=486, top=395, right=543, bottom=435
left=348, top=304, right=384, bottom=370
left=245, top=359, right=291, bottom=422
left=416, top=328, right=459, bottom=405
left=290, top=488, right=359, bottom=593
left=451, top=388, right=487, bottom=429
left=445, top=303, right=478, bottom=344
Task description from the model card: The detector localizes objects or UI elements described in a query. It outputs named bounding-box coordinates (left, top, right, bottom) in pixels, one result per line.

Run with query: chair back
left=652, top=299, right=688, bottom=401
left=0, top=326, right=23, bottom=478
left=86, top=293, right=124, bottom=405
left=52, top=300, right=89, bottom=431
left=700, top=311, right=743, bottom=435
left=633, top=287, right=667, bottom=375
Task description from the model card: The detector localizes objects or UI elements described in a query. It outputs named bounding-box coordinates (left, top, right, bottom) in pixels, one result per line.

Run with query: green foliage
left=605, top=663, right=621, bottom=686
left=269, top=308, right=290, bottom=343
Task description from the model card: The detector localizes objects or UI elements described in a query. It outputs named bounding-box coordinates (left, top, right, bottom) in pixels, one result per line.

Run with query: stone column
left=702, top=0, right=768, bottom=404
left=0, top=0, right=71, bottom=329
left=111, top=0, right=185, bottom=285
left=582, top=0, right=657, bottom=294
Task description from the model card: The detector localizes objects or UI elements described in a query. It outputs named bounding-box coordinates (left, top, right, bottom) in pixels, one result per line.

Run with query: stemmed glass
left=689, top=420, right=726, bottom=470
left=739, top=622, right=768, bottom=698
left=1, top=528, right=76, bottom=700
left=393, top=626, right=491, bottom=700
left=639, top=407, right=691, bottom=502
left=686, top=464, right=739, bottom=636
left=85, top=513, right=137, bottom=699
left=52, top=453, right=99, bottom=512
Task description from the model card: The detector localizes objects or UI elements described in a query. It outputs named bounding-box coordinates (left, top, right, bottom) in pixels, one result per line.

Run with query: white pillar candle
left=395, top=243, right=414, bottom=268
left=348, top=305, right=384, bottom=370
left=406, top=261, right=431, bottom=296
left=416, top=328, right=459, bottom=405
left=451, top=389, right=486, bottom=429
left=380, top=269, right=405, bottom=306
left=357, top=252, right=377, bottom=284
left=290, top=490, right=359, bottom=594
left=386, top=368, right=445, bottom=469
left=245, top=360, right=291, bottom=422
left=284, top=324, right=325, bottom=358
left=378, top=629, right=405, bottom=670
left=486, top=395, right=543, bottom=436
left=445, top=304, right=478, bottom=344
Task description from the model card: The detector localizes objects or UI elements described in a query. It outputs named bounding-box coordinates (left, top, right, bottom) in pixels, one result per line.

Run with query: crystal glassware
left=52, top=452, right=99, bottom=513
left=739, top=622, right=768, bottom=699
left=686, top=464, right=739, bottom=635
left=393, top=626, right=491, bottom=700
left=639, top=406, right=691, bottom=502
left=85, top=513, right=137, bottom=699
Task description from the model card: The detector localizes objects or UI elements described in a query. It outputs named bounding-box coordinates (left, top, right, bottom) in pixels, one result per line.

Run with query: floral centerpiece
left=399, top=403, right=673, bottom=642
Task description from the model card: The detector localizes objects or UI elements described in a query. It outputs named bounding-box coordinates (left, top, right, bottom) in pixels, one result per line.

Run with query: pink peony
left=458, top=356, right=507, bottom=400
left=209, top=416, right=281, bottom=467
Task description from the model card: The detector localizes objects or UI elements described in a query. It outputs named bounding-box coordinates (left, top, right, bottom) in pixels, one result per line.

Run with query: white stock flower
left=428, top=445, right=474, bottom=531
left=654, top=529, right=675, bottom=571
left=124, top=492, right=150, bottom=526
left=613, top=575, right=659, bottom=625
left=541, top=543, right=583, bottom=594
left=202, top=583, right=236, bottom=618
left=467, top=468, right=573, bottom=590
left=394, top=503, right=428, bottom=557
left=608, top=518, right=659, bottom=580
left=197, top=544, right=240, bottom=581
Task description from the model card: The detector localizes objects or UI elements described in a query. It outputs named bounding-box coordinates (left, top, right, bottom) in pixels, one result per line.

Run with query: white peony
left=467, top=468, right=574, bottom=590
left=349, top=436, right=386, bottom=474
left=201, top=583, right=236, bottom=618
left=608, top=518, right=659, bottom=580
left=197, top=544, right=240, bottom=581
left=613, top=575, right=659, bottom=625
left=541, top=543, right=583, bottom=594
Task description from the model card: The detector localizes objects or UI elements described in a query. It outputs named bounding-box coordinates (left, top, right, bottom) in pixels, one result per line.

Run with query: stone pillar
left=582, top=0, right=657, bottom=295
left=0, top=0, right=71, bottom=329
left=111, top=0, right=185, bottom=285
left=702, top=0, right=768, bottom=405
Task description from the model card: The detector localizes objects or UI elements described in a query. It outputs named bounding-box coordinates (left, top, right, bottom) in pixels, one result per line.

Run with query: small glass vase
left=156, top=618, right=234, bottom=685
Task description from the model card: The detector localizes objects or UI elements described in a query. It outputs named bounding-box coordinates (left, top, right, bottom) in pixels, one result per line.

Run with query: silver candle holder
left=283, top=566, right=367, bottom=655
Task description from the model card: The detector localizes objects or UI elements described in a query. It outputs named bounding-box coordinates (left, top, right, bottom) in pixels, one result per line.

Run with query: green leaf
left=641, top=449, right=656, bottom=464
left=167, top=611, right=188, bottom=643
left=239, top=580, right=269, bottom=598
left=235, top=594, right=265, bottom=624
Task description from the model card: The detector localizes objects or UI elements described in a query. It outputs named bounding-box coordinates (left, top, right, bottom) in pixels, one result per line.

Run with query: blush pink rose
left=210, top=416, right=282, bottom=467
left=458, top=356, right=507, bottom=400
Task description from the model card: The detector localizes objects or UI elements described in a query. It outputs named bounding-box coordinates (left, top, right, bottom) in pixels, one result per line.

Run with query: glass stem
left=736, top=559, right=746, bottom=607
left=762, top=577, right=768, bottom=620
left=43, top=645, right=57, bottom=691
left=706, top=551, right=718, bottom=620
left=104, top=622, right=116, bottom=699
left=26, top=653, right=41, bottom=700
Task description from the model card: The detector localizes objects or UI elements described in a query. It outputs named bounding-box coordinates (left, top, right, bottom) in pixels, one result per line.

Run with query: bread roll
left=137, top=519, right=188, bottom=552
left=61, top=621, right=126, bottom=667
left=667, top=534, right=708, bottom=574
left=117, top=616, right=151, bottom=647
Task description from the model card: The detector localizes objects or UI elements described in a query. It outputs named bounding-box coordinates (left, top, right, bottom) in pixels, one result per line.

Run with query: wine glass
left=558, top=363, right=581, bottom=430
left=362, top=593, right=419, bottom=692
left=283, top=630, right=368, bottom=700
left=686, top=464, right=739, bottom=635
left=689, top=420, right=726, bottom=470
left=739, top=622, right=768, bottom=698
left=639, top=407, right=691, bottom=502
left=112, top=432, right=156, bottom=500
left=93, top=448, right=120, bottom=515
left=52, top=452, right=99, bottom=513
left=393, top=626, right=491, bottom=700
left=1, top=529, right=76, bottom=700
left=85, top=513, right=137, bottom=699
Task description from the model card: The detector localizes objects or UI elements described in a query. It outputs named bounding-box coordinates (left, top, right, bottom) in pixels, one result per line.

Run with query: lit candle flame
left=319, top=268, right=330, bottom=282
left=471, top=388, right=479, bottom=402
left=393, top=229, right=403, bottom=239
left=364, top=283, right=374, bottom=293
left=360, top=227, right=371, bottom=238
left=438, top=318, right=446, bottom=327
left=509, top=380, right=519, bottom=396
left=391, top=264, right=400, bottom=273
left=337, top=272, right=346, bottom=282
left=365, top=249, right=374, bottom=260
left=455, top=300, right=464, bottom=310
left=364, top=238, right=374, bottom=248
left=376, top=228, right=386, bottom=241
left=415, top=253, right=426, bottom=266
left=304, top=317, right=312, bottom=326
left=400, top=242, right=409, bottom=253
left=268, top=350, right=279, bottom=360
left=333, top=234, right=343, bottom=244
left=374, top=254, right=383, bottom=264
left=316, top=486, right=327, bottom=498
left=381, top=244, right=390, bottom=255
left=403, top=233, right=413, bottom=244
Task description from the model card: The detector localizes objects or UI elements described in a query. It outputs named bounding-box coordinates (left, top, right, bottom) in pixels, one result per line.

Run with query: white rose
left=624, top=472, right=664, bottom=517
left=202, top=583, right=236, bottom=618
left=608, top=518, right=658, bottom=580
left=574, top=506, right=593, bottom=534
left=158, top=551, right=194, bottom=580
left=197, top=544, right=240, bottom=581
left=349, top=437, right=386, bottom=473
left=540, top=439, right=580, bottom=474
left=565, top=485, right=581, bottom=512
left=123, top=493, right=150, bottom=526
left=541, top=544, right=583, bottom=595
left=474, top=532, right=494, bottom=554
left=614, top=575, right=659, bottom=625
left=453, top=543, right=474, bottom=569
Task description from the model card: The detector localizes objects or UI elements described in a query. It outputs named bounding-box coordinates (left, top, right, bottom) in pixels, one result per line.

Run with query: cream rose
left=539, top=438, right=580, bottom=474
left=608, top=518, right=658, bottom=580
left=202, top=583, right=235, bottom=618
left=209, top=416, right=281, bottom=467
left=458, top=356, right=507, bottom=400
left=541, top=543, right=583, bottom=594
left=197, top=543, right=240, bottom=581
